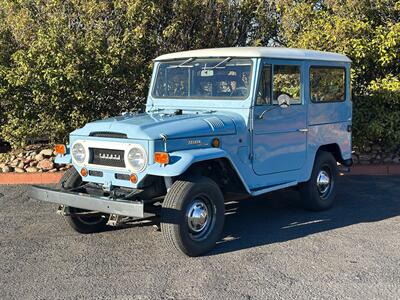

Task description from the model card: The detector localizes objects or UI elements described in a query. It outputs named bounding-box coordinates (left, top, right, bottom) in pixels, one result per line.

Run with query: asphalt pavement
left=1, top=176, right=399, bottom=299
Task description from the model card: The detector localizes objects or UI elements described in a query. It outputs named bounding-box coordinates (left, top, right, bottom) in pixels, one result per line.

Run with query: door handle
left=298, top=128, right=308, bottom=132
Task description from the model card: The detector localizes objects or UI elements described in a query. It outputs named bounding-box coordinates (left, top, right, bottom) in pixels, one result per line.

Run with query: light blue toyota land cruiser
left=31, top=47, right=353, bottom=256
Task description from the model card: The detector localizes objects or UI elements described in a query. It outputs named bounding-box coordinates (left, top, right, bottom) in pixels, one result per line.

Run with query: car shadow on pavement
left=210, top=175, right=400, bottom=256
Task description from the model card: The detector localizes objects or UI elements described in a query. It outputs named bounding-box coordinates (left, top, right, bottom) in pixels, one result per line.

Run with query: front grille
left=89, top=132, right=127, bottom=139
left=89, top=148, right=125, bottom=167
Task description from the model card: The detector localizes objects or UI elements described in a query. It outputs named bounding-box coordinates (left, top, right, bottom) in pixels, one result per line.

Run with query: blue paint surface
left=59, top=53, right=352, bottom=195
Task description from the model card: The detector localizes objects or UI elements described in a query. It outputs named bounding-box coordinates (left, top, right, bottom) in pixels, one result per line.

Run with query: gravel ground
left=1, top=176, right=399, bottom=300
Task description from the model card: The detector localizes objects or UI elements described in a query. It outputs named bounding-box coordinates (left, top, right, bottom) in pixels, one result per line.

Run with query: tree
left=0, top=0, right=398, bottom=152
left=270, top=0, right=400, bottom=150
left=0, top=0, right=277, bottom=146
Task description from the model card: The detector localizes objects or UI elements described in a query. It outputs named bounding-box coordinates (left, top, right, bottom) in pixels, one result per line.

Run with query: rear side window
left=310, top=67, right=346, bottom=102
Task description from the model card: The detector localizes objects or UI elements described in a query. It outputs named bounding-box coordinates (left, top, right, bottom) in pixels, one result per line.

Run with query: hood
left=71, top=112, right=237, bottom=140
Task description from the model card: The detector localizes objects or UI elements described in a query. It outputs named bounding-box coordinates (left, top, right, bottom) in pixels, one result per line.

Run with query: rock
left=10, top=159, right=19, bottom=167
left=0, top=163, right=6, bottom=168
left=393, top=156, right=400, bottom=164
left=49, top=168, right=58, bottom=173
left=363, top=146, right=371, bottom=152
left=10, top=155, right=16, bottom=161
left=29, top=161, right=38, bottom=167
left=35, top=154, right=44, bottom=161
left=359, top=154, right=371, bottom=162
left=14, top=167, right=25, bottom=173
left=37, top=159, right=54, bottom=171
left=24, top=158, right=33, bottom=164
left=40, top=149, right=54, bottom=157
left=26, top=166, right=38, bottom=173
left=2, top=166, right=11, bottom=173
left=351, top=154, right=359, bottom=165
left=17, top=162, right=25, bottom=169
left=383, top=157, right=392, bottom=163
left=17, top=152, right=24, bottom=158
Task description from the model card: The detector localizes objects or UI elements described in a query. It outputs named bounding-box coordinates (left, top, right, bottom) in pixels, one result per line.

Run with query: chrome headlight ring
left=127, top=145, right=147, bottom=173
left=71, top=142, right=86, bottom=164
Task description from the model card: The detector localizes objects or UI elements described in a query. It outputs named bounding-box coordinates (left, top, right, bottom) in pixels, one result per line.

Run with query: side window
left=273, top=65, right=301, bottom=104
left=310, top=67, right=345, bottom=102
left=256, top=65, right=272, bottom=105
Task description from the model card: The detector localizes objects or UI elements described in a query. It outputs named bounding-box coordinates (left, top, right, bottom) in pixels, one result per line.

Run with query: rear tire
left=160, top=176, right=225, bottom=257
left=58, top=168, right=108, bottom=234
left=299, top=151, right=338, bottom=211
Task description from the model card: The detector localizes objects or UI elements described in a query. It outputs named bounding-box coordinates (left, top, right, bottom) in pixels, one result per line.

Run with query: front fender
left=55, top=154, right=72, bottom=164
left=146, top=148, right=229, bottom=177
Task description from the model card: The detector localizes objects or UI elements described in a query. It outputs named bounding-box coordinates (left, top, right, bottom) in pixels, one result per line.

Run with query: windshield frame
left=151, top=57, right=254, bottom=101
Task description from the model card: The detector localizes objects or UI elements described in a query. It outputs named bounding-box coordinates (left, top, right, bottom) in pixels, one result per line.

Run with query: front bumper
left=30, top=186, right=145, bottom=218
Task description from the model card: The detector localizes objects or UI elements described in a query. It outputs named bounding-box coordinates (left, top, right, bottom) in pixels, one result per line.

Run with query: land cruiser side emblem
left=188, top=140, right=201, bottom=145
left=188, top=139, right=208, bottom=146
left=99, top=153, right=121, bottom=160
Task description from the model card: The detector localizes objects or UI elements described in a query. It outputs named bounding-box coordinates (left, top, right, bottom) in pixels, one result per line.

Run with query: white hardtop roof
left=155, top=47, right=351, bottom=63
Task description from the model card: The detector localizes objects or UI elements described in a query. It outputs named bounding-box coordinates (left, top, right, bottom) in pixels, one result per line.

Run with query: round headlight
left=127, top=146, right=147, bottom=172
left=72, top=143, right=86, bottom=164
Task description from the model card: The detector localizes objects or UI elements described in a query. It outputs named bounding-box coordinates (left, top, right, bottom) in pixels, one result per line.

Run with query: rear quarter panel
left=306, top=61, right=352, bottom=165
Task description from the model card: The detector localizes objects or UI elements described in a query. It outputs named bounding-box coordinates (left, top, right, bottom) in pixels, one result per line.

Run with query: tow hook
left=107, top=214, right=124, bottom=226
left=56, top=205, right=70, bottom=216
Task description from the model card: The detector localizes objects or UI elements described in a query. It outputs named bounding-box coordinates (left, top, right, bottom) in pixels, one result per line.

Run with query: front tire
left=299, top=151, right=338, bottom=211
left=58, top=168, right=108, bottom=234
left=161, top=177, right=225, bottom=257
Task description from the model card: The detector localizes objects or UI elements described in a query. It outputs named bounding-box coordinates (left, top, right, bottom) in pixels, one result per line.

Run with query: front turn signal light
left=80, top=168, right=88, bottom=177
left=55, top=144, right=66, bottom=155
left=212, top=138, right=220, bottom=148
left=130, top=174, right=138, bottom=184
left=154, top=152, right=169, bottom=165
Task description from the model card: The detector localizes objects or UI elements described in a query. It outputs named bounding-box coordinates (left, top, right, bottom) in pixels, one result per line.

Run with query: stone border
left=349, top=164, right=400, bottom=176
left=0, top=172, right=64, bottom=185
left=0, top=164, right=399, bottom=185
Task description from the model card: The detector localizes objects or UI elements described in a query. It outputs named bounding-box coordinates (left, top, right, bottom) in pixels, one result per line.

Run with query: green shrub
left=0, top=0, right=274, bottom=147
left=353, top=92, right=400, bottom=152
left=0, top=0, right=398, bottom=153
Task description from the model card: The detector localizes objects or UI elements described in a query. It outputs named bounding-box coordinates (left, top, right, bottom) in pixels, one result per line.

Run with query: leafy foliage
left=275, top=0, right=400, bottom=151
left=0, top=0, right=399, bottom=152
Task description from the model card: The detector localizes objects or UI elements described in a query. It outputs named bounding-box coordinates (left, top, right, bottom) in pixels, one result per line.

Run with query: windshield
left=152, top=58, right=252, bottom=100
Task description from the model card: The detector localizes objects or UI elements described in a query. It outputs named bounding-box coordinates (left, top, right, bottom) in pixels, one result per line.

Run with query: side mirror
left=257, top=94, right=292, bottom=120
left=277, top=94, right=291, bottom=108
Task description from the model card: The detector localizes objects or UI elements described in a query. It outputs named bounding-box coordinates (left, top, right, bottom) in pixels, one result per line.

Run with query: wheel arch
left=180, top=157, right=248, bottom=195
left=303, top=143, right=344, bottom=183
left=146, top=148, right=250, bottom=195
left=316, top=143, right=345, bottom=163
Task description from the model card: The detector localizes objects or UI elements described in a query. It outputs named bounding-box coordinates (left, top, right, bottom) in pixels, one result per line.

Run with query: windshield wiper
left=167, top=58, right=194, bottom=69
left=202, top=57, right=232, bottom=70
